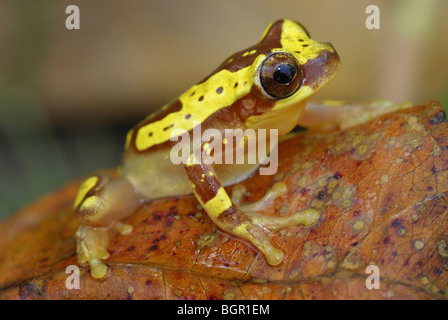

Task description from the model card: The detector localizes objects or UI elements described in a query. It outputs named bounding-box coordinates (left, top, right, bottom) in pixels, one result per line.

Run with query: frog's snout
left=301, top=43, right=340, bottom=89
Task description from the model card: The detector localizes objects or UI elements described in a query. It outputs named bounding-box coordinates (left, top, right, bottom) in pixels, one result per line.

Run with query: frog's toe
left=115, top=222, right=133, bottom=235
left=232, top=181, right=287, bottom=211
left=234, top=222, right=285, bottom=265
left=76, top=225, right=110, bottom=278
left=247, top=208, right=320, bottom=232
left=232, top=181, right=319, bottom=231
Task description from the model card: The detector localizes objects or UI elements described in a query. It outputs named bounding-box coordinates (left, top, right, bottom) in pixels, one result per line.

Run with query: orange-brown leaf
left=0, top=101, right=447, bottom=300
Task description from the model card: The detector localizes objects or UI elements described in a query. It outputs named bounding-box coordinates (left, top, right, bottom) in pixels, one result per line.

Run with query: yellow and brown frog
left=74, top=19, right=342, bottom=278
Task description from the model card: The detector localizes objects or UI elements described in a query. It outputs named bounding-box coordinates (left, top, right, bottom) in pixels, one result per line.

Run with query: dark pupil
left=273, top=64, right=296, bottom=84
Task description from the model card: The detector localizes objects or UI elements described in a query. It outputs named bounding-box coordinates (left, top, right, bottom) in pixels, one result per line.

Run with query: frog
left=74, top=19, right=341, bottom=278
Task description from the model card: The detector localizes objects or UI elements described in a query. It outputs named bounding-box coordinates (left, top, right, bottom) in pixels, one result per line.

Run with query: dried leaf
left=0, top=101, right=447, bottom=300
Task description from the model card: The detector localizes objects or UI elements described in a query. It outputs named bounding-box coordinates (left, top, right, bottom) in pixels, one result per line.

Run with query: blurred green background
left=1, top=0, right=448, bottom=220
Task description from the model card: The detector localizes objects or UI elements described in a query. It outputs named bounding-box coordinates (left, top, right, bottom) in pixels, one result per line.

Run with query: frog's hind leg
left=298, top=100, right=413, bottom=131
left=184, top=159, right=319, bottom=266
left=74, top=174, right=142, bottom=278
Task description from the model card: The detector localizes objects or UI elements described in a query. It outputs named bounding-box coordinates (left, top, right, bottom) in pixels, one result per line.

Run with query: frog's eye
left=259, top=52, right=302, bottom=99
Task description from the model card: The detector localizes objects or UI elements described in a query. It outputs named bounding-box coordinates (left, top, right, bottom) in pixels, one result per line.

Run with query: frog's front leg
left=184, top=157, right=319, bottom=266
left=74, top=174, right=142, bottom=278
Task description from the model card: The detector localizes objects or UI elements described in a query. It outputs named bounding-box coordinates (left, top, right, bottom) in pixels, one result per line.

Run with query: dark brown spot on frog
left=216, top=86, right=223, bottom=94
left=198, top=95, right=204, bottom=102
left=185, top=114, right=191, bottom=119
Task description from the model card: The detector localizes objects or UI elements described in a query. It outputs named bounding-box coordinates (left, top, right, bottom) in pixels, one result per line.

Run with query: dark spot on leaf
left=429, top=111, right=446, bottom=125
left=145, top=280, right=152, bottom=286
left=391, top=219, right=403, bottom=228
left=383, top=236, right=390, bottom=244
left=126, top=245, right=135, bottom=252
left=167, top=211, right=178, bottom=219
left=149, top=244, right=158, bottom=251
left=334, top=172, right=342, bottom=179
left=317, top=190, right=326, bottom=200
left=433, top=267, right=443, bottom=275
left=392, top=251, right=398, bottom=257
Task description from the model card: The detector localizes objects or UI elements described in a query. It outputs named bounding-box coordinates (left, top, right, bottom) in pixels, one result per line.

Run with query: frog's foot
left=225, top=182, right=319, bottom=265
left=76, top=225, right=110, bottom=278
left=115, top=222, right=133, bottom=235
left=232, top=182, right=320, bottom=232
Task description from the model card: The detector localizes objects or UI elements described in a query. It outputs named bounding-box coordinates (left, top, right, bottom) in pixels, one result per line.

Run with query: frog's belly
left=122, top=149, right=260, bottom=201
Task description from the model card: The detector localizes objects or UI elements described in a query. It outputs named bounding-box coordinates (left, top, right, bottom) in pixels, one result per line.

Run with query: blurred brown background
left=1, top=0, right=447, bottom=219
